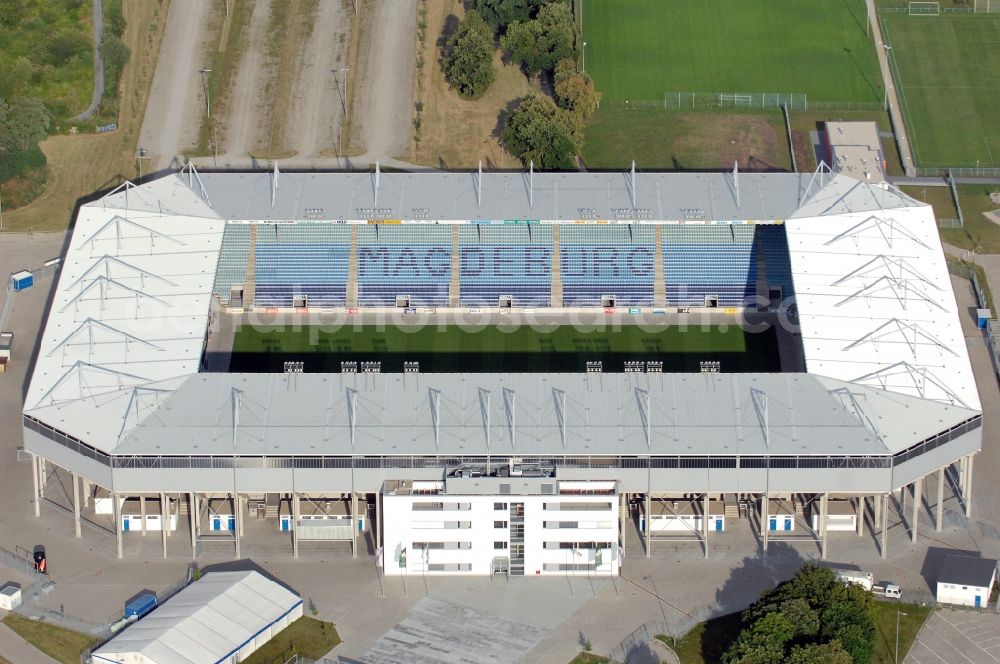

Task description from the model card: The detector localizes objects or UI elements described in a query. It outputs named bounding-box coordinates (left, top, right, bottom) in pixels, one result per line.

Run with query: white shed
left=91, top=570, right=303, bottom=664
left=936, top=555, right=997, bottom=608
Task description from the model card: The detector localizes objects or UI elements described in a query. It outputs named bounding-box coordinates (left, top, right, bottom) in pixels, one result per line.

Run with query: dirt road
left=69, top=0, right=104, bottom=122
left=351, top=0, right=417, bottom=161
left=138, top=0, right=214, bottom=171
left=285, top=0, right=351, bottom=161
left=217, top=0, right=272, bottom=165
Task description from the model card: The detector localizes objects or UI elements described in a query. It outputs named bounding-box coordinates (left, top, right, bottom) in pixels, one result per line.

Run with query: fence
left=600, top=92, right=884, bottom=112
left=917, top=166, right=1000, bottom=178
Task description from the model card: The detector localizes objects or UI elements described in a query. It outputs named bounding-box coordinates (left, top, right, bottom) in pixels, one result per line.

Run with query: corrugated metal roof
left=197, top=171, right=850, bottom=222
left=937, top=555, right=998, bottom=588
left=92, top=571, right=301, bottom=664
left=109, top=372, right=976, bottom=457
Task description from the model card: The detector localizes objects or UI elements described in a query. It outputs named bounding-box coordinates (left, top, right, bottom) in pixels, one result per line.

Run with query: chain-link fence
left=599, top=92, right=883, bottom=113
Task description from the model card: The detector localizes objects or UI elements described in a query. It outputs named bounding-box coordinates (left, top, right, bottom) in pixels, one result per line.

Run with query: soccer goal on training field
left=908, top=1, right=940, bottom=15
left=718, top=93, right=753, bottom=108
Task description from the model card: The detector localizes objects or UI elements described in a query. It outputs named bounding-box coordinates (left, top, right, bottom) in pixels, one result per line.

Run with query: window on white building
left=494, top=520, right=508, bottom=529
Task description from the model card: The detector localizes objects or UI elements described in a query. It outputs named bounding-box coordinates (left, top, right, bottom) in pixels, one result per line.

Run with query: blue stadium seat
left=458, top=224, right=552, bottom=306
left=254, top=223, right=351, bottom=307
left=663, top=224, right=756, bottom=307
left=357, top=225, right=452, bottom=306
left=560, top=225, right=654, bottom=306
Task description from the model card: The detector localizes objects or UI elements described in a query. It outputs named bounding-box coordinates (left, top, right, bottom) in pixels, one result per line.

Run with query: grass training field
left=881, top=14, right=1000, bottom=167
left=581, top=0, right=882, bottom=103
left=230, top=323, right=781, bottom=373
left=582, top=108, right=790, bottom=171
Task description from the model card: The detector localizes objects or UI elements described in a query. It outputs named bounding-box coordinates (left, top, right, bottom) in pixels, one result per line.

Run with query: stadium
left=21, top=164, right=981, bottom=577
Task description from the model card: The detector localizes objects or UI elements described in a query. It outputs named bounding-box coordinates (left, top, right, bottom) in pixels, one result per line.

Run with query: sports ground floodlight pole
left=198, top=68, right=212, bottom=119
left=333, top=68, right=350, bottom=168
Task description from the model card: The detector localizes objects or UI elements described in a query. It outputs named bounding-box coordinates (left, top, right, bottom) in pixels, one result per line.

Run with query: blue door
left=784, top=517, right=792, bottom=531
left=715, top=518, right=723, bottom=531
left=769, top=517, right=777, bottom=531
left=123, top=518, right=130, bottom=532
left=976, top=595, right=982, bottom=608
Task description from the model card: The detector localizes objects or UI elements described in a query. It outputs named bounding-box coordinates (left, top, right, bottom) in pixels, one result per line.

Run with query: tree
left=443, top=10, right=495, bottom=98
left=472, top=0, right=548, bottom=31
left=0, top=96, right=51, bottom=153
left=553, top=58, right=601, bottom=119
left=786, top=641, right=852, bottom=664
left=724, top=565, right=876, bottom=664
left=46, top=28, right=91, bottom=66
left=501, top=95, right=578, bottom=169
left=100, top=35, right=131, bottom=92
left=501, top=2, right=576, bottom=75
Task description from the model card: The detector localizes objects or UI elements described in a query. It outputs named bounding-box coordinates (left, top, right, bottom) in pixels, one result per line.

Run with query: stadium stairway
left=654, top=225, right=666, bottom=308
left=450, top=225, right=460, bottom=307
left=755, top=236, right=767, bottom=306
left=346, top=225, right=359, bottom=307
left=244, top=224, right=257, bottom=310
left=551, top=224, right=563, bottom=307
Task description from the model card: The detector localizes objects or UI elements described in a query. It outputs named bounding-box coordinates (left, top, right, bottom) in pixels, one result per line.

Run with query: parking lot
left=906, top=609, right=1000, bottom=664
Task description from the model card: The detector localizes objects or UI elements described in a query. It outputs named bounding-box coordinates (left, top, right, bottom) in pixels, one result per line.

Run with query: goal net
left=908, top=1, right=940, bottom=14
left=718, top=93, right=753, bottom=107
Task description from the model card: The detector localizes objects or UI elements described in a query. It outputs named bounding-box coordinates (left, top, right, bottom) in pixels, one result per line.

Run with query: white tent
left=92, top=570, right=303, bottom=664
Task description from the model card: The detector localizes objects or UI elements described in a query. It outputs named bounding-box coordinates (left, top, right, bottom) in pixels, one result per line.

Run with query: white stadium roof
left=92, top=570, right=302, bottom=664
left=23, top=169, right=980, bottom=459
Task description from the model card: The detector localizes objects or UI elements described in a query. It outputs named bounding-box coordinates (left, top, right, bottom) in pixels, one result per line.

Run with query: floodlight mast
left=198, top=68, right=212, bottom=118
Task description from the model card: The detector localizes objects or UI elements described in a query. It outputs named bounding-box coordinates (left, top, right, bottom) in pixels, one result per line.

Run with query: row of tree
left=0, top=97, right=51, bottom=183
left=441, top=0, right=600, bottom=169
left=722, top=565, right=877, bottom=664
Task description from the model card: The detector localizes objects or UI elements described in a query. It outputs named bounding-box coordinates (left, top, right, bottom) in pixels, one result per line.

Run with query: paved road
left=0, top=622, right=60, bottom=664
left=69, top=0, right=104, bottom=122
left=867, top=0, right=917, bottom=177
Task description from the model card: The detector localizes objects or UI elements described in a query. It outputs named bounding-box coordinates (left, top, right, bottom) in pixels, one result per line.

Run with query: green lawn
left=900, top=185, right=960, bottom=220
left=881, top=14, right=1000, bottom=167
left=242, top=617, right=341, bottom=664
left=582, top=0, right=883, bottom=104
left=658, top=612, right=743, bottom=664
left=582, top=109, right=790, bottom=172
left=2, top=614, right=98, bottom=664
left=230, top=323, right=781, bottom=373
left=568, top=654, right=609, bottom=664
left=872, top=601, right=932, bottom=664
left=939, top=184, right=1000, bottom=253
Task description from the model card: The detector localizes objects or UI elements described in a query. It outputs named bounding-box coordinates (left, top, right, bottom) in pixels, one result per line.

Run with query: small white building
left=91, top=570, right=303, bottom=664
left=382, top=475, right=619, bottom=577
left=810, top=499, right=858, bottom=532
left=936, top=555, right=997, bottom=608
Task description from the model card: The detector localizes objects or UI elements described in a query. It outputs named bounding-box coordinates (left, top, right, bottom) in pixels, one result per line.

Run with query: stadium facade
left=21, top=166, right=980, bottom=576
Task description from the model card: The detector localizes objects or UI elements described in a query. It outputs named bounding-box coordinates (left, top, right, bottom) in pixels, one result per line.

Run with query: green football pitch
left=229, top=324, right=781, bottom=373
left=581, top=0, right=883, bottom=103
left=881, top=14, right=1000, bottom=167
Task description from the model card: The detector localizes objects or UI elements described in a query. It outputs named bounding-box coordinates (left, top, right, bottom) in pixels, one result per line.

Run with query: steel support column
left=292, top=493, right=301, bottom=558
left=352, top=493, right=359, bottom=558
left=857, top=496, right=865, bottom=537
left=82, top=478, right=91, bottom=508
left=189, top=492, right=198, bottom=559
left=644, top=494, right=651, bottom=558
left=911, top=478, right=921, bottom=544
left=820, top=493, right=829, bottom=560
left=965, top=454, right=974, bottom=517
left=762, top=493, right=769, bottom=554
left=140, top=495, right=147, bottom=536
left=72, top=472, right=81, bottom=538
left=160, top=492, right=168, bottom=558
left=234, top=494, right=241, bottom=559
left=30, top=455, right=39, bottom=517
left=703, top=493, right=710, bottom=559
left=113, top=493, right=123, bottom=559
left=936, top=466, right=945, bottom=532
left=880, top=493, right=888, bottom=559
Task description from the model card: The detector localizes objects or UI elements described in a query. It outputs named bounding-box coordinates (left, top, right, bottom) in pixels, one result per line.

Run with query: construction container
left=125, top=591, right=157, bottom=619
left=9, top=271, right=33, bottom=291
